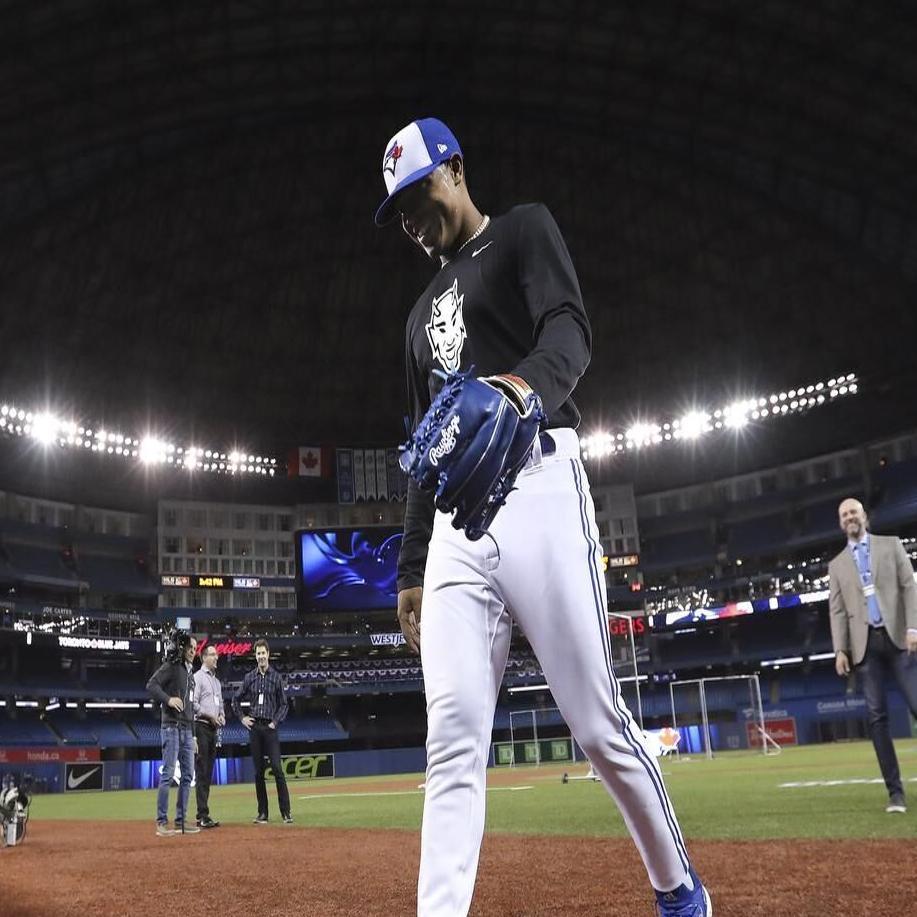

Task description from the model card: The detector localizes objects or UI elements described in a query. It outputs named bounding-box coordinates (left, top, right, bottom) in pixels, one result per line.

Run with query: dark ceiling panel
left=0, top=1, right=913, bottom=488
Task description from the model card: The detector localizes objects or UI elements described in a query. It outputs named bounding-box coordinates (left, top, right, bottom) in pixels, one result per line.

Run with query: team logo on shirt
left=426, top=278, right=467, bottom=372
left=383, top=140, right=404, bottom=176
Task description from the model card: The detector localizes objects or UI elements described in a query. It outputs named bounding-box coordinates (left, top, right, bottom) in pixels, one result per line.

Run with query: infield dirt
left=4, top=819, right=915, bottom=915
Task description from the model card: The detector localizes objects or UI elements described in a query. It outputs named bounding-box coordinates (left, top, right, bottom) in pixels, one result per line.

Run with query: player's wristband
left=481, top=374, right=534, bottom=413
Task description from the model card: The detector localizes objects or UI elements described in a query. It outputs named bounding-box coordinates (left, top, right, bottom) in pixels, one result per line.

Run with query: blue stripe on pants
left=570, top=458, right=690, bottom=872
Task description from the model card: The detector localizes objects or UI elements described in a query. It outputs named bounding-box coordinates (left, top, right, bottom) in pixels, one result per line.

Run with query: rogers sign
left=608, top=617, right=646, bottom=637
left=196, top=637, right=253, bottom=658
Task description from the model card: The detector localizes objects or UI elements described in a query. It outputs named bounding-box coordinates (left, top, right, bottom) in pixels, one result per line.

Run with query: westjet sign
left=369, top=632, right=406, bottom=647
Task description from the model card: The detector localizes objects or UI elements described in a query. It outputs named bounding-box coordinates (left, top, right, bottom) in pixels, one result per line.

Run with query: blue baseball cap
left=374, top=117, right=463, bottom=226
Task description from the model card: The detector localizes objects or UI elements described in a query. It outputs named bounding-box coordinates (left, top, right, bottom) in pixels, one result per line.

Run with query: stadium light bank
left=0, top=404, right=277, bottom=477
left=0, top=371, right=858, bottom=475
left=580, top=373, right=858, bottom=461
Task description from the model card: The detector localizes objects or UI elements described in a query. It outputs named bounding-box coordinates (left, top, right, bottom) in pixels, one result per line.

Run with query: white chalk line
left=779, top=776, right=917, bottom=788
left=298, top=785, right=534, bottom=801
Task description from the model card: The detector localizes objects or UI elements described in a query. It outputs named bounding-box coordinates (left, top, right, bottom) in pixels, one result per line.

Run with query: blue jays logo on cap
left=374, top=117, right=463, bottom=225
left=383, top=140, right=404, bottom=177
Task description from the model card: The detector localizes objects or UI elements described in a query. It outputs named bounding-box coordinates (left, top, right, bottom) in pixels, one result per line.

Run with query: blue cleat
left=654, top=868, right=712, bottom=916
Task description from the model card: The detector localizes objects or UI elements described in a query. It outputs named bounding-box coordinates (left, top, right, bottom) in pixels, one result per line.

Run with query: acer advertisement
left=295, top=527, right=401, bottom=612
left=264, top=753, right=335, bottom=781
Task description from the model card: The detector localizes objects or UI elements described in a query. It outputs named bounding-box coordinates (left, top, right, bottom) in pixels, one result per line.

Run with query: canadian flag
left=288, top=446, right=323, bottom=478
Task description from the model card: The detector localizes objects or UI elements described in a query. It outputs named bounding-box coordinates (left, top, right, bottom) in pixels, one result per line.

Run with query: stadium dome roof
left=1, top=2, right=915, bottom=472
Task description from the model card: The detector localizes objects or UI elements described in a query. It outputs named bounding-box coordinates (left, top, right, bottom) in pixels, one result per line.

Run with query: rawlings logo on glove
left=428, top=415, right=461, bottom=466
left=399, top=368, right=546, bottom=540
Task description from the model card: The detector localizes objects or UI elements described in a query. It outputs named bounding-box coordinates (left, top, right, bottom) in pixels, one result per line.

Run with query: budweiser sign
left=196, top=637, right=253, bottom=657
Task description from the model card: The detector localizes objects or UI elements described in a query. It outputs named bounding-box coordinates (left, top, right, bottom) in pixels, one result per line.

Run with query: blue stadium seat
left=726, top=514, right=789, bottom=559
left=871, top=460, right=917, bottom=528
left=47, top=717, right=98, bottom=745
left=641, top=528, right=716, bottom=572
left=4, top=543, right=79, bottom=586
left=0, top=715, right=57, bottom=745
left=128, top=719, right=164, bottom=746
left=788, top=500, right=842, bottom=547
left=77, top=554, right=159, bottom=596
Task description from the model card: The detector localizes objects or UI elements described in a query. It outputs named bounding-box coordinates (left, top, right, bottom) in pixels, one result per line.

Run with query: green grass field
left=31, top=739, right=917, bottom=841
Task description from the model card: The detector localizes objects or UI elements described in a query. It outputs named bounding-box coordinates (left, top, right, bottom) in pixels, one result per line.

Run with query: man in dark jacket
left=146, top=631, right=199, bottom=836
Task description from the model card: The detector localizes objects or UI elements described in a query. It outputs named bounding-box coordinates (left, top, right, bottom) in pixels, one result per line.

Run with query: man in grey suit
left=829, top=497, right=917, bottom=813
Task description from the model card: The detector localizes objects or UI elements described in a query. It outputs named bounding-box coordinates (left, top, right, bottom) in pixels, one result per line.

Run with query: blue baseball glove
left=399, top=369, right=546, bottom=540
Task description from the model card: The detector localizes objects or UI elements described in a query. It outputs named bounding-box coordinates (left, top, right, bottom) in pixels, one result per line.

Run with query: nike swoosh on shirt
left=471, top=241, right=494, bottom=258
left=67, top=766, right=101, bottom=790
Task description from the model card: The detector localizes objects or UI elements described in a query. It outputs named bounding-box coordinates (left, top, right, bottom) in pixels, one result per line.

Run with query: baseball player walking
left=375, top=118, right=712, bottom=916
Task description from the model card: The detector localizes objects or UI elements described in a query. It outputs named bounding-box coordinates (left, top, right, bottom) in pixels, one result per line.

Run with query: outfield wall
left=3, top=690, right=915, bottom=791
left=0, top=745, right=429, bottom=794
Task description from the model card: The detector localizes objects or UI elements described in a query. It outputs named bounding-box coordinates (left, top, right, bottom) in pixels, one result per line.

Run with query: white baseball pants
left=417, top=429, right=691, bottom=916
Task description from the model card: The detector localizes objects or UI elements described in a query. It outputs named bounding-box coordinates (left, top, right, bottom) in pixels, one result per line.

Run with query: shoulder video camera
left=163, top=629, right=193, bottom=664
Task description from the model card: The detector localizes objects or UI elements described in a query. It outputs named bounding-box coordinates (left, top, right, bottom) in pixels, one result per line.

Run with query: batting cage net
left=491, top=612, right=644, bottom=768
left=492, top=707, right=577, bottom=767
left=607, top=611, right=644, bottom=731
left=668, top=673, right=780, bottom=759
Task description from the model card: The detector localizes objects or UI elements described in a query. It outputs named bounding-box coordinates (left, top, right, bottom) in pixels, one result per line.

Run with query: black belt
left=253, top=717, right=273, bottom=724
left=195, top=718, right=216, bottom=728
left=538, top=431, right=556, bottom=457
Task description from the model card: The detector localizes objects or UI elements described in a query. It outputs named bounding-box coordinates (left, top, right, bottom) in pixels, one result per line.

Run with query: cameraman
left=146, top=631, right=200, bottom=836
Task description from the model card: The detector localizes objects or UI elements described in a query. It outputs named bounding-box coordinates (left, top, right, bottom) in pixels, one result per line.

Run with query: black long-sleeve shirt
left=232, top=666, right=289, bottom=727
left=397, top=203, right=592, bottom=591
left=146, top=661, right=194, bottom=726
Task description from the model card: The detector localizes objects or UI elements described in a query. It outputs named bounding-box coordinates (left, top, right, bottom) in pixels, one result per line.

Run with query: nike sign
left=67, top=766, right=101, bottom=790
left=471, top=241, right=493, bottom=258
